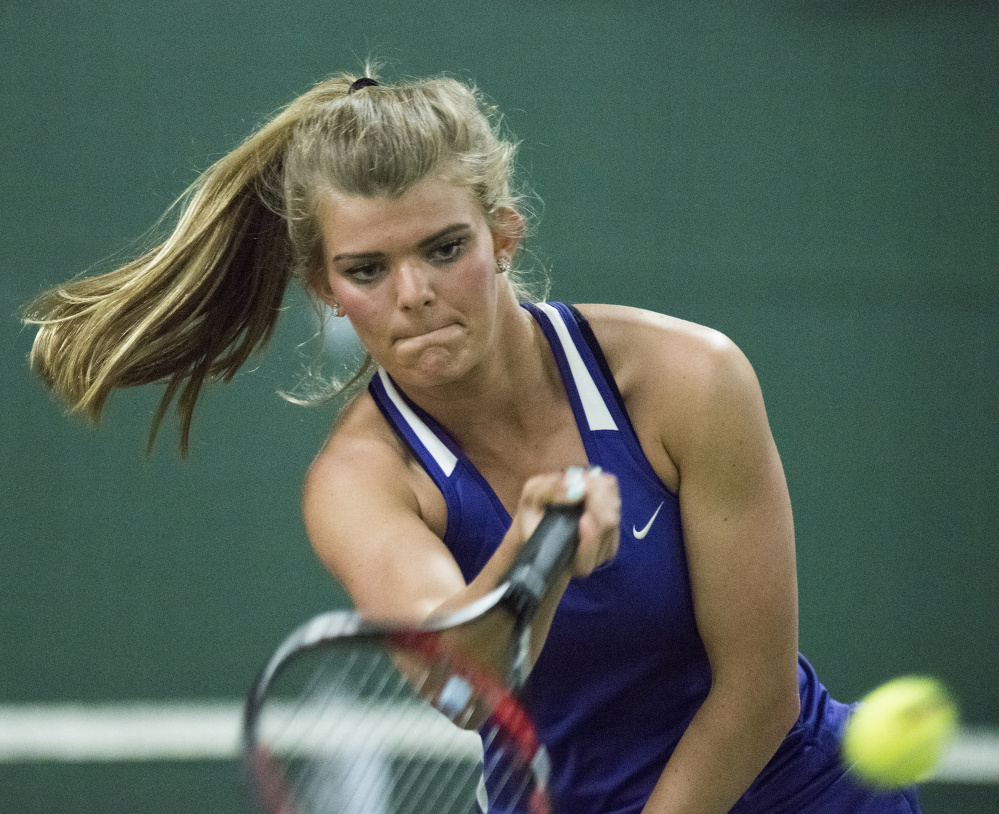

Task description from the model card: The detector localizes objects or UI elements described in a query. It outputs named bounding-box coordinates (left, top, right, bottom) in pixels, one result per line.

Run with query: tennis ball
left=843, top=675, right=958, bottom=789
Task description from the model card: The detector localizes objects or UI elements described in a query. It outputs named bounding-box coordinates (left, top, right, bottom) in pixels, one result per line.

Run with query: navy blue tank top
left=368, top=302, right=920, bottom=814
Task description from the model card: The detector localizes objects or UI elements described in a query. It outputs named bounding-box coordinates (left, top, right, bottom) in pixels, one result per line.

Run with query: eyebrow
left=331, top=223, right=473, bottom=263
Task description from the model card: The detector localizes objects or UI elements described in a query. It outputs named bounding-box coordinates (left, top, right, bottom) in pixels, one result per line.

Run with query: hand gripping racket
left=243, top=503, right=582, bottom=814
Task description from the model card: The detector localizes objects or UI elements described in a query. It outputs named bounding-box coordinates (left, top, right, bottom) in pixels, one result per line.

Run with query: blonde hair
left=23, top=71, right=534, bottom=454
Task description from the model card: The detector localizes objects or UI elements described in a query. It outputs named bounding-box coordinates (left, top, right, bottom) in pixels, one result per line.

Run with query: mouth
left=395, top=323, right=459, bottom=343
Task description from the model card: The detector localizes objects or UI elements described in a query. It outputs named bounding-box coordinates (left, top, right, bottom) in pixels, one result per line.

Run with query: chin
left=395, top=351, right=478, bottom=390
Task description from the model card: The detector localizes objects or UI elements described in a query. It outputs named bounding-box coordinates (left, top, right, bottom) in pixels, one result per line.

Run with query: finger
left=519, top=466, right=598, bottom=509
left=571, top=470, right=621, bottom=576
left=515, top=468, right=620, bottom=573
left=518, top=471, right=572, bottom=510
left=513, top=472, right=574, bottom=543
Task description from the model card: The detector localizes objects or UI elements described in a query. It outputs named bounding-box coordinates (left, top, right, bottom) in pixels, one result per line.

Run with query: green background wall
left=2, top=1, right=996, bottom=811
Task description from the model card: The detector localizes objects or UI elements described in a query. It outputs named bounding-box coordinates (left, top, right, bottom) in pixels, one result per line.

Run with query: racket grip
left=505, top=503, right=583, bottom=615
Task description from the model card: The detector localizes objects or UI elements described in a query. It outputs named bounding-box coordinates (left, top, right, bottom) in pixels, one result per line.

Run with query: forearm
left=432, top=519, right=577, bottom=678
left=433, top=467, right=616, bottom=677
left=642, top=682, right=799, bottom=814
left=445, top=497, right=603, bottom=673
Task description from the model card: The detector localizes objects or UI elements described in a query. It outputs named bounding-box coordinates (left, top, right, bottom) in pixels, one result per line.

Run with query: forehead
left=318, top=177, right=488, bottom=255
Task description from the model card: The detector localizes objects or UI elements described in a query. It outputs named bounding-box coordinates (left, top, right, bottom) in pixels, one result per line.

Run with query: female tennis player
left=25, top=70, right=922, bottom=813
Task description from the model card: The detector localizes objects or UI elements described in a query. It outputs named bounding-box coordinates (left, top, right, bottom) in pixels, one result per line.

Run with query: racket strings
left=483, top=724, right=539, bottom=812
left=407, top=718, right=485, bottom=814
left=308, top=649, right=427, bottom=814
left=258, top=642, right=494, bottom=814
left=378, top=653, right=484, bottom=814
left=291, top=650, right=384, bottom=813
left=253, top=638, right=549, bottom=814
left=395, top=643, right=542, bottom=813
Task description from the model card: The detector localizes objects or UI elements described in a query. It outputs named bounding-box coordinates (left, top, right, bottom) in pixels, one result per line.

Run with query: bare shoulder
left=574, top=303, right=758, bottom=402
left=304, top=394, right=418, bottom=519
left=303, top=393, right=458, bottom=620
left=574, top=303, right=742, bottom=375
left=573, top=303, right=765, bottom=479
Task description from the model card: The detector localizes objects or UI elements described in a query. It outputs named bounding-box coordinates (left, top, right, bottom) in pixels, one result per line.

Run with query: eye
left=429, top=238, right=466, bottom=263
left=344, top=262, right=384, bottom=284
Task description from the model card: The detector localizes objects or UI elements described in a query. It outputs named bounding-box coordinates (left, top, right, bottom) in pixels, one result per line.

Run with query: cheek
left=339, top=293, right=380, bottom=337
left=323, top=282, right=380, bottom=347
left=455, top=252, right=500, bottom=305
left=326, top=270, right=376, bottom=316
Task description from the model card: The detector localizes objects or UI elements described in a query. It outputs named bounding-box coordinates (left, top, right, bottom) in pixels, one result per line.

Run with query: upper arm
left=582, top=305, right=799, bottom=694
left=668, top=334, right=799, bottom=692
left=303, top=408, right=467, bottom=623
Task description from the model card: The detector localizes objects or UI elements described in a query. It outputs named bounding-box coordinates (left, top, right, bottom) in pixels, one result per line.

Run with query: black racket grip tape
left=505, top=503, right=583, bottom=615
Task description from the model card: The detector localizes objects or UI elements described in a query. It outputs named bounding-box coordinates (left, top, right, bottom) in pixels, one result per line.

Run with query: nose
left=394, top=260, right=435, bottom=310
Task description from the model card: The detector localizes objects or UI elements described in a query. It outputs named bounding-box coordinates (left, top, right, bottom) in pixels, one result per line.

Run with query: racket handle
left=504, top=503, right=583, bottom=616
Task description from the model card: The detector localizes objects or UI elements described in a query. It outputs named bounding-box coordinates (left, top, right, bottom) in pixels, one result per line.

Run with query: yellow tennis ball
left=843, top=675, right=959, bottom=789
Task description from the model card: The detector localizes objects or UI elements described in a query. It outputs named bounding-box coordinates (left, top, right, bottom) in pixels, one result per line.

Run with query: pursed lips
left=394, top=322, right=459, bottom=343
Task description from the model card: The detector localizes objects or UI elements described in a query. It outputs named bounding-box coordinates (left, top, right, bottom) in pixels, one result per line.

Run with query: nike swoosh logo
left=632, top=502, right=664, bottom=539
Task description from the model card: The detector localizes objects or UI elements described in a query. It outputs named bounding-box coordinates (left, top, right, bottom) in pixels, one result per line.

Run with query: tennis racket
left=243, top=503, right=582, bottom=814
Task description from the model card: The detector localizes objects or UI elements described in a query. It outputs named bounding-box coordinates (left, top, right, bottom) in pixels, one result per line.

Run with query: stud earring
left=497, top=256, right=512, bottom=274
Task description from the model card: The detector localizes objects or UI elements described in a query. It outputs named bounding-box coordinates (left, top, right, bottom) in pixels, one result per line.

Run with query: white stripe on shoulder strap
left=536, top=303, right=618, bottom=431
left=377, top=369, right=458, bottom=477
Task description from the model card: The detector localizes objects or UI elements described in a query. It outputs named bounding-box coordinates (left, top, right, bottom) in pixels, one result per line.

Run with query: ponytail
left=24, top=70, right=530, bottom=454
left=23, top=80, right=347, bottom=455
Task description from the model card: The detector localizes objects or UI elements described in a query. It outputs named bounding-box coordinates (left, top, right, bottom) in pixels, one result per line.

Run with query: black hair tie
left=348, top=77, right=379, bottom=94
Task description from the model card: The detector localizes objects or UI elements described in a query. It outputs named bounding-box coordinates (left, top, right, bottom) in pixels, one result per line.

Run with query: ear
left=314, top=281, right=338, bottom=310
left=306, top=258, right=338, bottom=309
left=310, top=278, right=343, bottom=319
left=490, top=207, right=526, bottom=259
